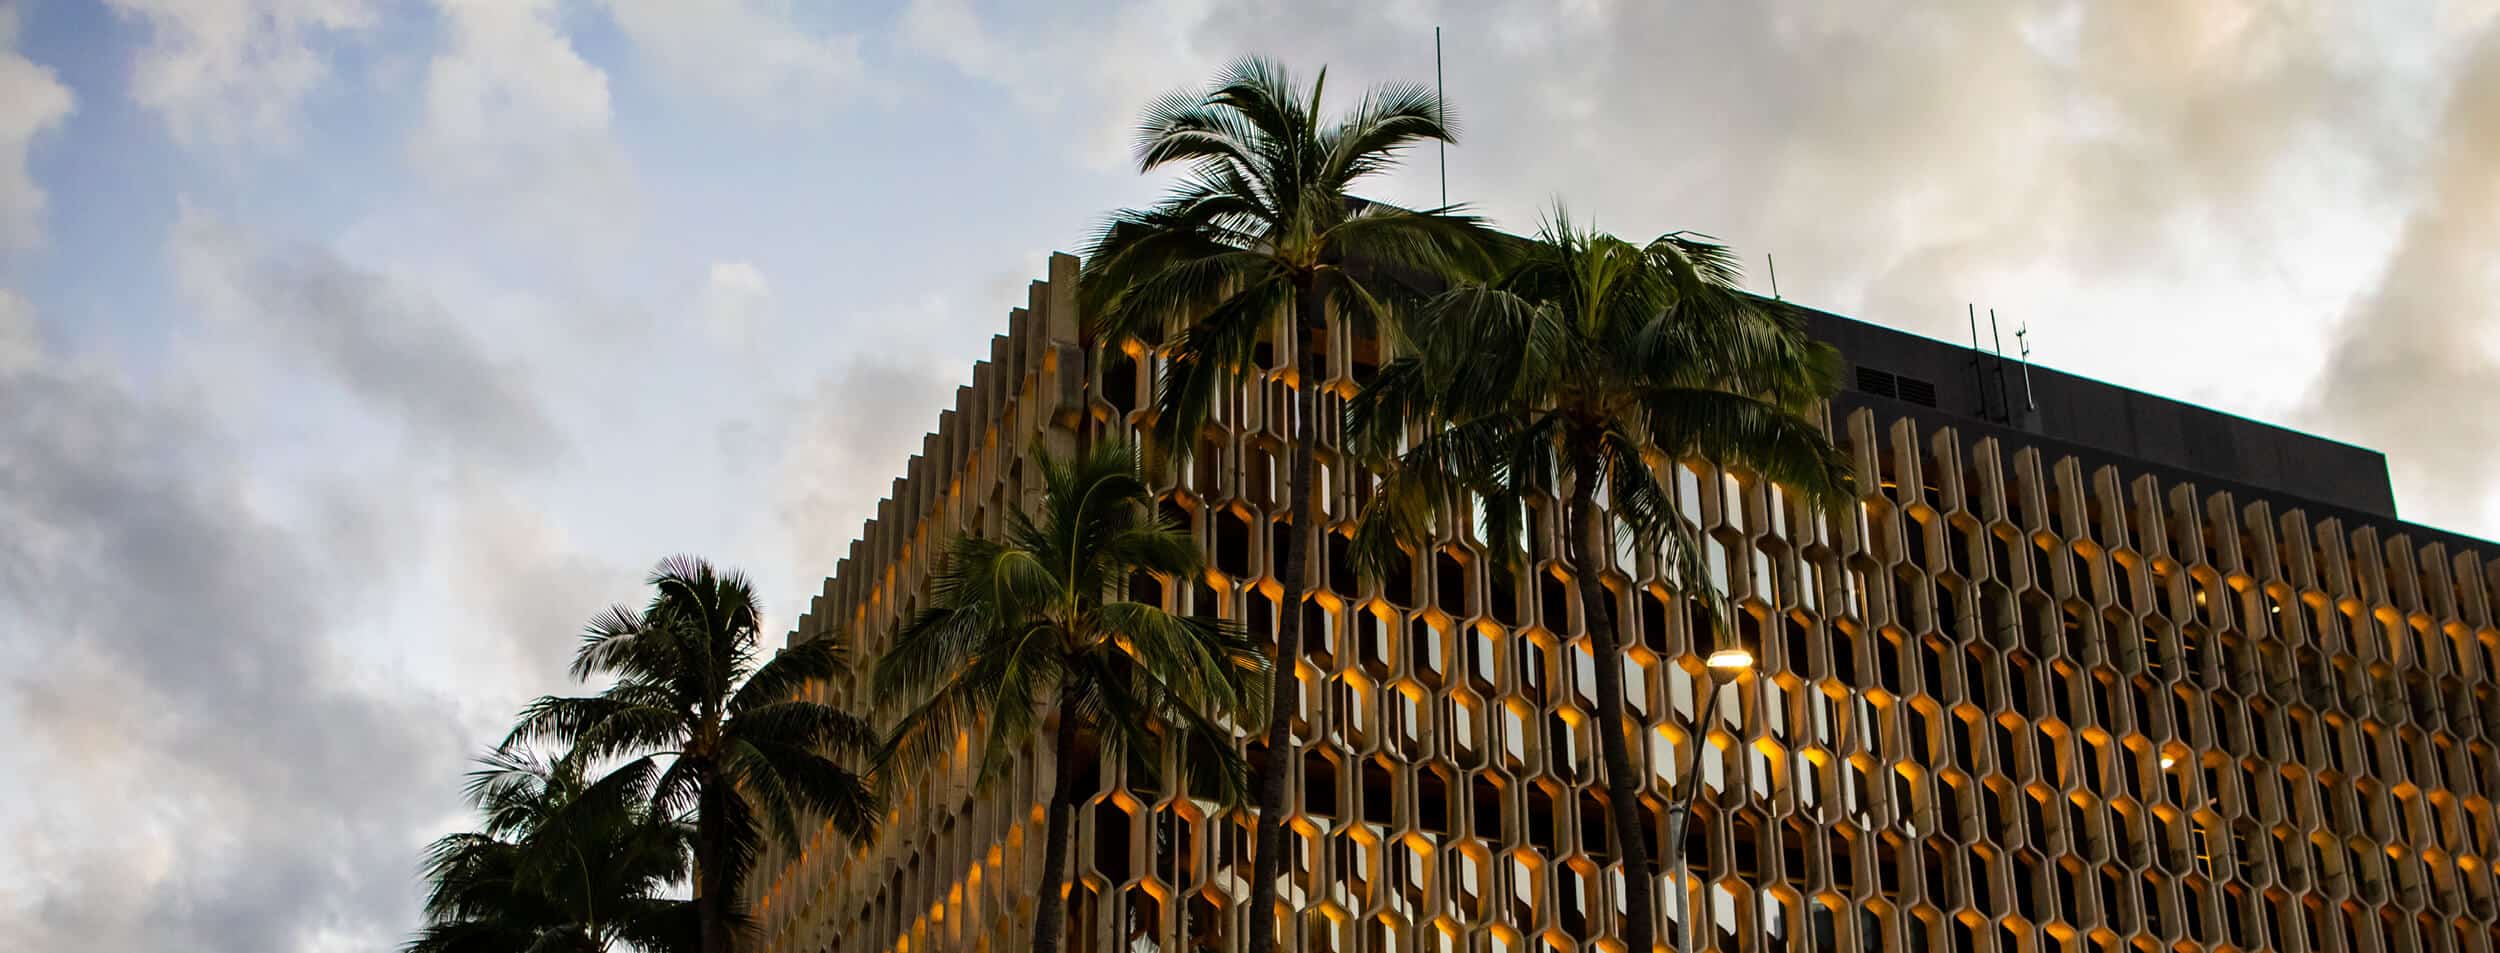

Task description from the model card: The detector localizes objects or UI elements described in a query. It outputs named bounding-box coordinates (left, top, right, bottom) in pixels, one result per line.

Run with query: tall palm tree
left=875, top=441, right=1270, bottom=953
left=409, top=749, right=694, bottom=953
left=510, top=557, right=884, bottom=953
left=1346, top=211, right=1855, bottom=953
left=1079, top=57, right=1492, bottom=953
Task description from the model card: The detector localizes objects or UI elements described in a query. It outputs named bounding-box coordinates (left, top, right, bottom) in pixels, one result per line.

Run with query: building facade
left=753, top=252, right=2500, bottom=953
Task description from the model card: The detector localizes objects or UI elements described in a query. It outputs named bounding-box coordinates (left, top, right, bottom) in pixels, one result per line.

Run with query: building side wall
left=759, top=257, right=2500, bottom=953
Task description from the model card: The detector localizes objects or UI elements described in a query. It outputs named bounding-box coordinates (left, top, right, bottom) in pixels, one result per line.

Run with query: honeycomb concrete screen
left=751, top=253, right=2500, bottom=953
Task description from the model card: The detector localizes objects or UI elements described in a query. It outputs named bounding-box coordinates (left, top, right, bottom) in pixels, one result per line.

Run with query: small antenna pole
left=1968, top=304, right=1992, bottom=419
left=1989, top=308, right=2013, bottom=424
left=1767, top=254, right=1781, bottom=300
left=2016, top=324, right=2037, bottom=413
left=1435, top=26, right=1448, bottom=209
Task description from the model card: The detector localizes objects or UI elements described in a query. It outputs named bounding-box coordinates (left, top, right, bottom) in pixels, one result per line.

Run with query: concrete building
left=752, top=251, right=2500, bottom=953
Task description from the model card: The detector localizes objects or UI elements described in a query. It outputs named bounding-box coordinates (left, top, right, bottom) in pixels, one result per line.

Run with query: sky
left=3, top=1, right=2498, bottom=950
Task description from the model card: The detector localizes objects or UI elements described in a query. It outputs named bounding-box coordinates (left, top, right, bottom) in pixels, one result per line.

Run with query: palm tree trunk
left=1030, top=695, right=1087, bottom=953
left=695, top=772, right=737, bottom=953
left=1566, top=447, right=1661, bottom=953
left=1245, top=283, right=1324, bottom=953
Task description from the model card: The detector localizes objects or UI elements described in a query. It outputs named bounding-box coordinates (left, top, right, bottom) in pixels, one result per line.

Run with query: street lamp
left=1662, top=654, right=1751, bottom=953
left=1703, top=605, right=1759, bottom=671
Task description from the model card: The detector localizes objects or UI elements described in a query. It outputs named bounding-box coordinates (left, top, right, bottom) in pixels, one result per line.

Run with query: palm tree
left=509, top=557, right=884, bottom=953
left=1079, top=57, right=1492, bottom=953
left=1346, top=211, right=1855, bottom=953
left=409, top=749, right=694, bottom=953
left=874, top=441, right=1270, bottom=953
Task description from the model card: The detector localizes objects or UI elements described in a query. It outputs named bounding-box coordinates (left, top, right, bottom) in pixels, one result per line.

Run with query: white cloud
left=417, top=0, right=634, bottom=247
left=602, top=0, right=867, bottom=121
left=0, top=10, right=73, bottom=252
left=897, top=0, right=1219, bottom=164
left=101, top=0, right=373, bottom=149
left=700, top=260, right=773, bottom=346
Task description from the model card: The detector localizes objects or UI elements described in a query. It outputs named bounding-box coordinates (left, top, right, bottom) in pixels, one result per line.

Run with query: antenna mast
left=2016, top=324, right=2037, bottom=413
left=1968, top=304, right=1994, bottom=420
left=1767, top=254, right=1781, bottom=300
left=1435, top=26, right=1448, bottom=208
left=1989, top=308, right=2014, bottom=424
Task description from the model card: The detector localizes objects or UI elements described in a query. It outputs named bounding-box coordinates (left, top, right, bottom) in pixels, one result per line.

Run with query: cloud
left=169, top=203, right=561, bottom=468
left=101, top=0, right=374, bottom=149
left=417, top=0, right=635, bottom=248
left=701, top=260, right=773, bottom=347
left=770, top=353, right=965, bottom=585
left=0, top=288, right=35, bottom=373
left=899, top=0, right=2499, bottom=531
left=602, top=0, right=868, bottom=121
left=0, top=296, right=469, bottom=953
left=0, top=9, right=73, bottom=252
left=2308, top=24, right=2500, bottom=533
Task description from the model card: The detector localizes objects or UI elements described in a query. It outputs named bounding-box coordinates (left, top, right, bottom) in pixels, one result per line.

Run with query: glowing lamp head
left=1706, top=648, right=1756, bottom=670
left=2159, top=755, right=2178, bottom=769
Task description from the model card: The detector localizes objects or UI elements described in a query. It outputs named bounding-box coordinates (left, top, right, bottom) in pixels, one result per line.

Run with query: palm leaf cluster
left=417, top=558, right=884, bottom=953
left=410, top=750, right=692, bottom=953
left=876, top=441, right=1270, bottom=953
left=1339, top=212, right=1853, bottom=953
left=1348, top=209, right=1855, bottom=579
left=1080, top=56, right=1497, bottom=953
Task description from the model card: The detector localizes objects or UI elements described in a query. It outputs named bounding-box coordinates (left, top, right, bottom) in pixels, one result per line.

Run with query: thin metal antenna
left=1968, top=304, right=1993, bottom=419
left=2016, top=323, right=2037, bottom=412
left=1989, top=308, right=2013, bottom=424
left=1766, top=254, right=1781, bottom=300
left=1435, top=26, right=1448, bottom=209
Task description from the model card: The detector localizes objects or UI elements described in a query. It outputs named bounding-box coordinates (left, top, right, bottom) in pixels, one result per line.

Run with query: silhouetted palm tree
left=1080, top=57, right=1492, bottom=953
left=1347, top=211, right=1854, bottom=953
left=409, top=749, right=693, bottom=953
left=510, top=557, right=882, bottom=953
left=875, top=442, right=1269, bottom=953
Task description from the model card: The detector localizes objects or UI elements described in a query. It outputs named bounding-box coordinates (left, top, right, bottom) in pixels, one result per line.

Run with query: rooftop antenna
left=1766, top=254, right=1781, bottom=300
left=1989, top=308, right=2014, bottom=424
left=2016, top=323, right=2037, bottom=413
left=1967, top=304, right=1995, bottom=420
left=1434, top=26, right=1448, bottom=208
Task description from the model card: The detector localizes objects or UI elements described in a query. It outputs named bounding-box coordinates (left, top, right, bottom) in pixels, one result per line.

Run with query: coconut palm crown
left=1078, top=56, right=1495, bottom=953
left=408, top=749, right=693, bottom=953
left=508, top=557, right=883, bottom=953
left=1346, top=210, right=1856, bottom=953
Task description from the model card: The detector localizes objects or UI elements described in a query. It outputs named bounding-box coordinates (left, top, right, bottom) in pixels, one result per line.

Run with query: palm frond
left=728, top=632, right=851, bottom=715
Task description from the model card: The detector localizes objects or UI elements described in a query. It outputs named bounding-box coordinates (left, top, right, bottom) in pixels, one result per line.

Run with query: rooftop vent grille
left=1856, top=365, right=1939, bottom=408
left=1897, top=376, right=1938, bottom=407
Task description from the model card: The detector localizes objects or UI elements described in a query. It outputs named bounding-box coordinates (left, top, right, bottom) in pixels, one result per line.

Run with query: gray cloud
left=171, top=204, right=563, bottom=469
left=769, top=354, right=967, bottom=595
left=0, top=325, right=469, bottom=953
left=4, top=205, right=589, bottom=951
left=2309, top=25, right=2500, bottom=533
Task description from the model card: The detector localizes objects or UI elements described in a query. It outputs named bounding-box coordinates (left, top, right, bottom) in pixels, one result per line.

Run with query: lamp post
left=1658, top=617, right=1757, bottom=953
